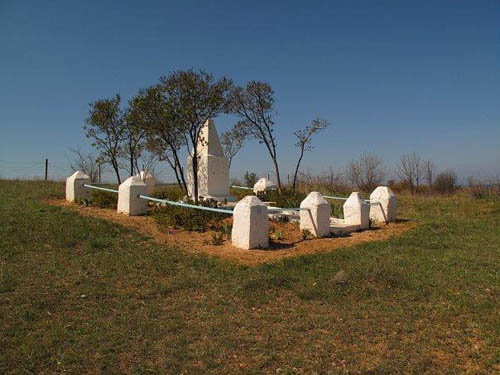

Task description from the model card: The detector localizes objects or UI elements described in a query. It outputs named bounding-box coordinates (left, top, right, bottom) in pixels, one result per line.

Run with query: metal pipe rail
left=84, top=184, right=119, bottom=193
left=231, top=185, right=253, bottom=190
left=138, top=195, right=234, bottom=215
left=324, top=195, right=371, bottom=203
left=323, top=195, right=348, bottom=201
left=267, top=207, right=303, bottom=212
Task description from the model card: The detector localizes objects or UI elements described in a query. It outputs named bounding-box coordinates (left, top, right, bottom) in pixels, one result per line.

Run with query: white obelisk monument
left=187, top=119, right=231, bottom=201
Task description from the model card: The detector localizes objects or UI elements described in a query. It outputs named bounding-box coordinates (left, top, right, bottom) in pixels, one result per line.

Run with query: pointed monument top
left=68, top=170, right=90, bottom=181
left=198, top=119, right=224, bottom=157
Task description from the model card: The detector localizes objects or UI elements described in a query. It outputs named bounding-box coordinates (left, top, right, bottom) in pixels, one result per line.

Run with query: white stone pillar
left=137, top=170, right=155, bottom=196
left=187, top=119, right=231, bottom=201
left=300, top=192, right=331, bottom=237
left=117, top=176, right=148, bottom=216
left=253, top=177, right=277, bottom=194
left=65, top=171, right=91, bottom=202
left=343, top=192, right=370, bottom=230
left=232, top=196, right=269, bottom=249
left=369, top=186, right=397, bottom=224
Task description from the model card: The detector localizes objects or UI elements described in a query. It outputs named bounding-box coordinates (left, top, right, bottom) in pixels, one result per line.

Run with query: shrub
left=205, top=232, right=224, bottom=246
left=302, top=229, right=312, bottom=240
left=257, top=189, right=306, bottom=208
left=434, top=170, right=457, bottom=194
left=330, top=202, right=344, bottom=219
left=230, top=187, right=252, bottom=201
left=152, top=198, right=227, bottom=232
left=91, top=191, right=117, bottom=208
left=467, top=177, right=500, bottom=199
left=153, top=185, right=185, bottom=201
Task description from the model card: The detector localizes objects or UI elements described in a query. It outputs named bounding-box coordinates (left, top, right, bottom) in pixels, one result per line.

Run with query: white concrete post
left=65, top=171, right=91, bottom=202
left=117, top=176, right=148, bottom=216
left=300, top=192, right=331, bottom=237
left=343, top=192, right=370, bottom=230
left=369, top=186, right=397, bottom=224
left=253, top=177, right=277, bottom=194
left=137, top=170, right=155, bottom=196
left=232, top=196, right=269, bottom=249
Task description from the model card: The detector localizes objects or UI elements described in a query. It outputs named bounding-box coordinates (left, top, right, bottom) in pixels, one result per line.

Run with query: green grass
left=0, top=180, right=499, bottom=374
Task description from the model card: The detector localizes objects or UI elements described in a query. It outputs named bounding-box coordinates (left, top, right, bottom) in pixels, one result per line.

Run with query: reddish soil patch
left=48, top=199, right=415, bottom=266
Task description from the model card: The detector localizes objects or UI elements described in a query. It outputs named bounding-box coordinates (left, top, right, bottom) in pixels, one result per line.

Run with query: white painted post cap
left=369, top=186, right=397, bottom=223
left=65, top=171, right=91, bottom=202
left=232, top=195, right=269, bottom=249
left=253, top=177, right=277, bottom=194
left=343, top=192, right=370, bottom=229
left=117, top=176, right=148, bottom=216
left=300, top=192, right=331, bottom=237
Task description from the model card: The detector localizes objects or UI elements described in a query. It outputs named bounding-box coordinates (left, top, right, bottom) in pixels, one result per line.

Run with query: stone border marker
left=369, top=186, right=397, bottom=223
left=232, top=196, right=269, bottom=249
left=117, top=176, right=148, bottom=216
left=343, top=192, right=370, bottom=229
left=253, top=177, right=277, bottom=194
left=300, top=192, right=331, bottom=237
left=66, top=171, right=91, bottom=202
left=137, top=170, right=155, bottom=196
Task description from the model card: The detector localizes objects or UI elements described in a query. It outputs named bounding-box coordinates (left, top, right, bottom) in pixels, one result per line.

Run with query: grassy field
left=0, top=180, right=498, bottom=374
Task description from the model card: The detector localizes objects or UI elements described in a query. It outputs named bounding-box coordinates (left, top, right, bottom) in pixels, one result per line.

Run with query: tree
left=244, top=171, right=258, bottom=188
left=85, top=94, right=125, bottom=184
left=163, top=69, right=233, bottom=203
left=396, top=152, right=424, bottom=193
left=128, top=85, right=188, bottom=194
left=229, top=81, right=283, bottom=190
left=68, top=148, right=101, bottom=182
left=220, top=122, right=248, bottom=169
left=434, top=170, right=457, bottom=194
left=292, top=118, right=329, bottom=191
left=123, top=108, right=146, bottom=177
left=423, top=160, right=437, bottom=187
left=346, top=152, right=386, bottom=192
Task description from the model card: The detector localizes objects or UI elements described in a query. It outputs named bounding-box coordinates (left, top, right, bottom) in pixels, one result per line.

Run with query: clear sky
left=1, top=0, right=499, bottom=182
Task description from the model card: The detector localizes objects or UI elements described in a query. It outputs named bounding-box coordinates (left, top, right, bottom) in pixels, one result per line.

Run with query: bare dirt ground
left=48, top=199, right=415, bottom=266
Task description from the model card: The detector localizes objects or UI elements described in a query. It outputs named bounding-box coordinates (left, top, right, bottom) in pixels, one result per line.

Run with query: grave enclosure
left=66, top=119, right=397, bottom=250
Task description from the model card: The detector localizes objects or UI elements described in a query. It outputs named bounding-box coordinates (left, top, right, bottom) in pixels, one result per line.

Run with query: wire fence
left=0, top=159, right=275, bottom=187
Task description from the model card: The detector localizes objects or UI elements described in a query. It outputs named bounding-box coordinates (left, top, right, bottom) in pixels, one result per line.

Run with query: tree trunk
left=171, top=150, right=188, bottom=195
left=292, top=147, right=305, bottom=192
left=130, top=150, right=134, bottom=177
left=112, top=160, right=121, bottom=184
left=192, top=144, right=199, bottom=204
left=272, top=156, right=282, bottom=192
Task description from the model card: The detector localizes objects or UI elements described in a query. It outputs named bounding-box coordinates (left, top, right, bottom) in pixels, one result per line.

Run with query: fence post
left=44, top=159, right=48, bottom=181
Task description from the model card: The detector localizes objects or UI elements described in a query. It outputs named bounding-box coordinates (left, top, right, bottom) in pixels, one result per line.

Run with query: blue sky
left=1, top=0, right=499, bottom=182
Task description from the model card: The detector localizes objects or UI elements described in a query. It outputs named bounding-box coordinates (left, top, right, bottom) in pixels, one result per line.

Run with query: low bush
left=152, top=198, right=228, bottom=232
left=434, top=170, right=458, bottom=194
left=91, top=191, right=117, bottom=208
left=330, top=202, right=344, bottom=219
left=152, top=185, right=185, bottom=201
left=229, top=187, right=252, bottom=201
left=257, top=189, right=306, bottom=208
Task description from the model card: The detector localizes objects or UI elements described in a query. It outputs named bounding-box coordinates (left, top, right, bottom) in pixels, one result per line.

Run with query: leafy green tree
left=123, top=107, right=146, bottom=177
left=162, top=69, right=233, bottom=203
left=128, top=85, right=188, bottom=194
left=85, top=94, right=125, bottom=184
